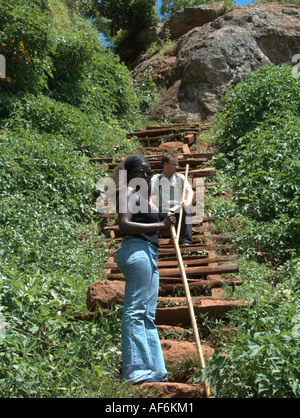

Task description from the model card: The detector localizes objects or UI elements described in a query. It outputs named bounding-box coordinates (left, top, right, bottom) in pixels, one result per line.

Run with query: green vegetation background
left=0, top=0, right=299, bottom=398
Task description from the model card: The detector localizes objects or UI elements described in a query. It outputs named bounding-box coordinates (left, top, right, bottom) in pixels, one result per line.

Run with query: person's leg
left=116, top=239, right=167, bottom=383
left=143, top=244, right=168, bottom=382
left=175, top=209, right=193, bottom=245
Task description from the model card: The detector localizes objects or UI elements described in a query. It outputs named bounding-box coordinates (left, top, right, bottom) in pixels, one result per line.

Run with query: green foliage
left=200, top=259, right=300, bottom=398
left=48, top=28, right=137, bottom=125
left=200, top=65, right=300, bottom=397
left=82, top=0, right=159, bottom=35
left=133, top=66, right=158, bottom=115
left=212, top=65, right=300, bottom=260
left=0, top=128, right=95, bottom=216
left=1, top=93, right=136, bottom=157
left=0, top=0, right=143, bottom=398
left=0, top=1, right=53, bottom=93
left=215, top=65, right=300, bottom=154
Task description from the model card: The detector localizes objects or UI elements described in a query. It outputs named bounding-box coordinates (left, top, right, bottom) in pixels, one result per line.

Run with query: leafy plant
left=200, top=301, right=300, bottom=398
left=211, top=65, right=300, bottom=260
left=214, top=65, right=300, bottom=155
left=0, top=0, right=143, bottom=398
left=0, top=1, right=54, bottom=93
left=81, top=0, right=158, bottom=36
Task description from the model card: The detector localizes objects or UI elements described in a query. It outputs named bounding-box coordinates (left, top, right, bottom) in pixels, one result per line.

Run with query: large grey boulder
left=165, top=2, right=227, bottom=40
left=149, top=3, right=300, bottom=122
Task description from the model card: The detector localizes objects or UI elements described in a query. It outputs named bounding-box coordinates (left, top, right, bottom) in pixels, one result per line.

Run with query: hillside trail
left=87, top=122, right=247, bottom=398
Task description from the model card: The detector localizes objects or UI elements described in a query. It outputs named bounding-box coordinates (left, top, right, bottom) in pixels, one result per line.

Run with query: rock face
left=132, top=3, right=300, bottom=123
left=132, top=54, right=177, bottom=87
left=166, top=2, right=227, bottom=40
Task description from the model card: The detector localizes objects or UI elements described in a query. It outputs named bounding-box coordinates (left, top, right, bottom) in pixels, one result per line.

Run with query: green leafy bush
left=202, top=65, right=300, bottom=397
left=215, top=65, right=300, bottom=154
left=0, top=94, right=137, bottom=157
left=49, top=38, right=137, bottom=124
left=212, top=65, right=300, bottom=259
left=82, top=0, right=158, bottom=35
left=198, top=255, right=300, bottom=398
left=0, top=127, right=94, bottom=214
left=0, top=1, right=53, bottom=93
left=0, top=0, right=143, bottom=398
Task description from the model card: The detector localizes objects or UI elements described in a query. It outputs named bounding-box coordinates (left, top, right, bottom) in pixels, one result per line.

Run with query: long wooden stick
left=170, top=164, right=211, bottom=398
left=176, top=164, right=189, bottom=243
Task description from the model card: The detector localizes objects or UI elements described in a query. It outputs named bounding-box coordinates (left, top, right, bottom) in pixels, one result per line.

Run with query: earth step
left=138, top=382, right=204, bottom=398
left=160, top=339, right=214, bottom=362
left=86, top=280, right=244, bottom=311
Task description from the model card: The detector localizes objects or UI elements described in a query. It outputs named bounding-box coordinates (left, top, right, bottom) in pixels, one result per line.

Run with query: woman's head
left=124, top=155, right=150, bottom=175
left=124, top=155, right=153, bottom=183
left=113, top=155, right=153, bottom=191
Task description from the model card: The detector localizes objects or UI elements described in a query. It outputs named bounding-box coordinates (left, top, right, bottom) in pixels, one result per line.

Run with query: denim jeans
left=116, top=237, right=168, bottom=384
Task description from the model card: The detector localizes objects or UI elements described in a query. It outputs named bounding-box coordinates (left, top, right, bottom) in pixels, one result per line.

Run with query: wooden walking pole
left=170, top=164, right=211, bottom=398
left=176, top=164, right=189, bottom=243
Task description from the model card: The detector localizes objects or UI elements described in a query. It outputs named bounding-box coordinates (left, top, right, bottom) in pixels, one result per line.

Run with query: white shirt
left=151, top=172, right=193, bottom=213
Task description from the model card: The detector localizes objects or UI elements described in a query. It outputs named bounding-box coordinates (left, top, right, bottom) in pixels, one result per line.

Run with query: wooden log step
left=103, top=233, right=233, bottom=245
left=128, top=132, right=198, bottom=143
left=105, top=167, right=216, bottom=178
left=107, top=263, right=239, bottom=280
left=90, top=152, right=215, bottom=164
left=176, top=167, right=216, bottom=177
left=158, top=254, right=239, bottom=266
left=145, top=123, right=200, bottom=130
left=104, top=254, right=239, bottom=269
left=158, top=244, right=233, bottom=255
left=155, top=300, right=249, bottom=326
left=127, top=126, right=199, bottom=138
left=159, top=278, right=243, bottom=294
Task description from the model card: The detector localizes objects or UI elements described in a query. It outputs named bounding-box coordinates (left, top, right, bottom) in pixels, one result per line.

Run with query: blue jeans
left=116, top=237, right=168, bottom=384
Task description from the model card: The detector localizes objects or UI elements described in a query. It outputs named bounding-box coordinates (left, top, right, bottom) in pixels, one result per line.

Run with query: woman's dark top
left=123, top=195, right=164, bottom=248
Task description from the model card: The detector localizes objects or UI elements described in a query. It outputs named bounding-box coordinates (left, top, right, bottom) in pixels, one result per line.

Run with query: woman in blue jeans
left=114, top=155, right=176, bottom=384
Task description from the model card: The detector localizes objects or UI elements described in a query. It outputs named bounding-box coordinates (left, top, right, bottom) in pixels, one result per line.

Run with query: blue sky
left=236, top=0, right=252, bottom=5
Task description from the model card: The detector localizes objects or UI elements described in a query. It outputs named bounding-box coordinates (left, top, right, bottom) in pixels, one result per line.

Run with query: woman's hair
left=113, top=155, right=150, bottom=191
left=124, top=155, right=149, bottom=174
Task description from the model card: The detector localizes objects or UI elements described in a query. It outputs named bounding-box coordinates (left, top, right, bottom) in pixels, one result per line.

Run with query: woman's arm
left=118, top=188, right=175, bottom=235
